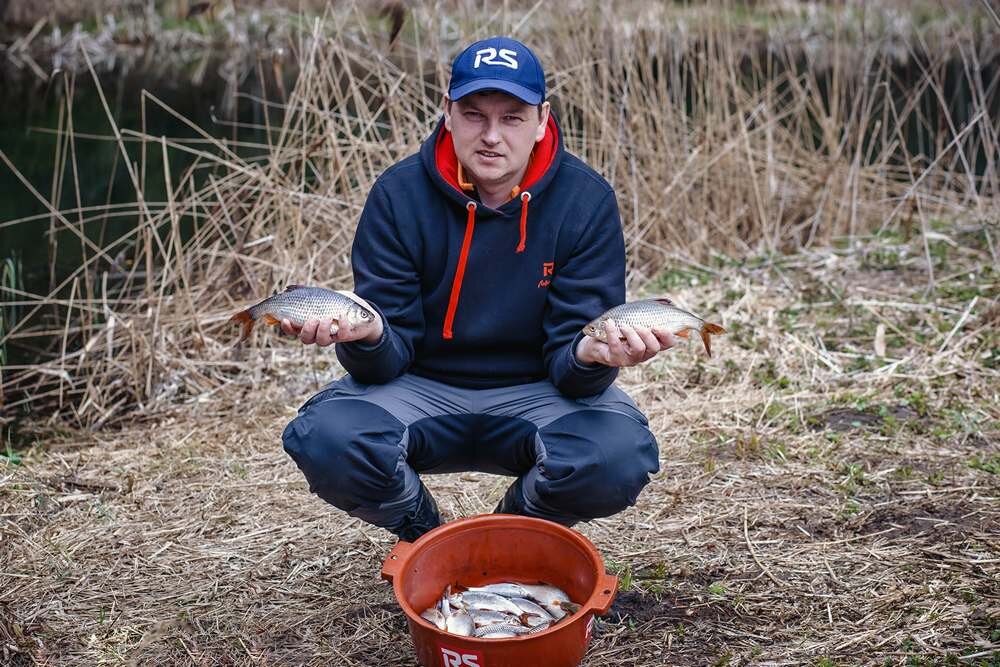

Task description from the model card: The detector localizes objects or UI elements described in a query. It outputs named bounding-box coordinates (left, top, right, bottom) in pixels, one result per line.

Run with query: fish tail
left=230, top=310, right=255, bottom=341
left=699, top=322, right=726, bottom=357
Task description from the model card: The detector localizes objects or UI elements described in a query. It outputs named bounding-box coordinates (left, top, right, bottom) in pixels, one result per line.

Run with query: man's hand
left=575, top=319, right=676, bottom=368
left=280, top=291, right=384, bottom=347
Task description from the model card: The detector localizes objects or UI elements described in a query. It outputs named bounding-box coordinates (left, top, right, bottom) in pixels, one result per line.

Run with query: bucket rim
left=381, top=514, right=619, bottom=642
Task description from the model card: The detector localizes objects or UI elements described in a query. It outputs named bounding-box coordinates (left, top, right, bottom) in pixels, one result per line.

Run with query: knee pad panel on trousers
left=535, top=409, right=659, bottom=519
left=282, top=398, right=407, bottom=511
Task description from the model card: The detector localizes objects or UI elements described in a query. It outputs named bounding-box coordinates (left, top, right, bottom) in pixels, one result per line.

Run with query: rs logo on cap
left=474, top=47, right=518, bottom=70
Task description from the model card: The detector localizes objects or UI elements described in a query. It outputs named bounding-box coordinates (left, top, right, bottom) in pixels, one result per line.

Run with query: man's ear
left=535, top=101, right=551, bottom=143
left=443, top=95, right=453, bottom=132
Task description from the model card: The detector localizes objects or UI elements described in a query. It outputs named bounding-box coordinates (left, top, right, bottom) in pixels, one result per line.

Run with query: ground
left=1, top=228, right=998, bottom=666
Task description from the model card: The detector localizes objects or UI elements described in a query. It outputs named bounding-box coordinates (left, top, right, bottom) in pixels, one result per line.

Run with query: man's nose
left=481, top=119, right=501, bottom=145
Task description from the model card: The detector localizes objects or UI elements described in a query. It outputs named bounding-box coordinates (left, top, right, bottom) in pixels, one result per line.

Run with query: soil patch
left=605, top=590, right=736, bottom=626
left=811, top=405, right=920, bottom=432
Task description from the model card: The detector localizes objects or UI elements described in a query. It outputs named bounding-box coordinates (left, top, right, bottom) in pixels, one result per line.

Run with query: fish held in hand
left=229, top=285, right=375, bottom=341
left=583, top=298, right=725, bottom=357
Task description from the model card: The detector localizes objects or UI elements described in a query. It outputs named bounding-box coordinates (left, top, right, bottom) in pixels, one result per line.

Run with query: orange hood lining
left=434, top=114, right=559, bottom=203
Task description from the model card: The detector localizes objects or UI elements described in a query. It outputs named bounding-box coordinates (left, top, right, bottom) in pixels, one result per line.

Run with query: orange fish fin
left=654, top=297, right=675, bottom=306
left=229, top=310, right=255, bottom=341
left=699, top=322, right=725, bottom=357
left=262, top=313, right=281, bottom=326
left=284, top=284, right=306, bottom=292
left=674, top=328, right=690, bottom=339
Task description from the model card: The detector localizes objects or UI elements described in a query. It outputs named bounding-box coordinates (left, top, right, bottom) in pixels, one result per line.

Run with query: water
left=0, top=57, right=287, bottom=304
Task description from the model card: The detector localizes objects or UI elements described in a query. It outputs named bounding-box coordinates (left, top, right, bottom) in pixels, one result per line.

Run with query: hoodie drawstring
left=516, top=191, right=531, bottom=253
left=443, top=201, right=477, bottom=340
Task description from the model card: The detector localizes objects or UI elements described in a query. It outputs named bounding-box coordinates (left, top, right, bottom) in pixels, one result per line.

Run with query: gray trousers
left=282, top=373, right=659, bottom=527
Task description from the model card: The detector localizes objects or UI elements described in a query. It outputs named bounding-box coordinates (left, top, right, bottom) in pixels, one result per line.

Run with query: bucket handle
left=380, top=540, right=414, bottom=582
left=586, top=573, right=619, bottom=615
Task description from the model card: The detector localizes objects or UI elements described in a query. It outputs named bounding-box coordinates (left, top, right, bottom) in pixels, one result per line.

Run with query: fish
left=528, top=620, right=552, bottom=634
left=450, top=592, right=524, bottom=616
left=467, top=583, right=530, bottom=598
left=470, top=610, right=520, bottom=627
left=508, top=597, right=554, bottom=624
left=517, top=584, right=575, bottom=620
left=441, top=584, right=452, bottom=616
left=229, top=285, right=376, bottom=341
left=430, top=580, right=579, bottom=637
left=420, top=608, right=446, bottom=630
left=445, top=609, right=474, bottom=636
left=583, top=298, right=725, bottom=357
left=473, top=623, right=531, bottom=638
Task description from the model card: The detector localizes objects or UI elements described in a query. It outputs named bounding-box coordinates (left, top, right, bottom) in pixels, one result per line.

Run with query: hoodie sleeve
left=336, top=180, right=423, bottom=383
left=544, top=189, right=625, bottom=397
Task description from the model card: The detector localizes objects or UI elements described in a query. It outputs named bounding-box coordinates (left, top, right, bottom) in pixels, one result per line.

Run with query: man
left=281, top=36, right=676, bottom=541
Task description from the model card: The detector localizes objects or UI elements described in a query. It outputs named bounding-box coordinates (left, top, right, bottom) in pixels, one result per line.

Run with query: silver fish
left=467, top=583, right=530, bottom=598
left=473, top=623, right=531, bottom=638
left=420, top=608, right=446, bottom=630
left=450, top=592, right=523, bottom=615
left=441, top=584, right=452, bottom=616
left=528, top=620, right=552, bottom=634
left=445, top=609, right=474, bottom=636
left=518, top=584, right=574, bottom=620
left=230, top=285, right=375, bottom=341
left=509, top=597, right=554, bottom=624
left=583, top=298, right=725, bottom=356
left=470, top=610, right=519, bottom=627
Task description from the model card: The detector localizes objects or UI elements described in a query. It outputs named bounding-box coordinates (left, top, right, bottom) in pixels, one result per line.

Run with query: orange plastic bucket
left=380, top=514, right=618, bottom=667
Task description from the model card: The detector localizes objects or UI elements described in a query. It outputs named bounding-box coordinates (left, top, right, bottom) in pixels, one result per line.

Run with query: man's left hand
left=575, top=319, right=676, bottom=368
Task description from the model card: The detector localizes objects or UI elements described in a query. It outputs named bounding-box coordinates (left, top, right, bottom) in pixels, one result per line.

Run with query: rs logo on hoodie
left=538, top=261, right=555, bottom=288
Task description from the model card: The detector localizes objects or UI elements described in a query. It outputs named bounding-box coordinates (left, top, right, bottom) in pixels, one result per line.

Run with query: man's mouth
left=476, top=150, right=503, bottom=159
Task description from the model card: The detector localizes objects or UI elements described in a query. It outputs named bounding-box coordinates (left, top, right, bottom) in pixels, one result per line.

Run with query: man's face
left=443, top=92, right=550, bottom=192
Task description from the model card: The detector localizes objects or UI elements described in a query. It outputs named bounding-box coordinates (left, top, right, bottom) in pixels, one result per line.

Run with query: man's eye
left=504, top=115, right=523, bottom=123
left=464, top=112, right=483, bottom=120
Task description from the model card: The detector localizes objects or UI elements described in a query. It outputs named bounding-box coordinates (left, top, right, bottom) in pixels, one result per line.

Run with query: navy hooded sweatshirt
left=335, top=114, right=625, bottom=398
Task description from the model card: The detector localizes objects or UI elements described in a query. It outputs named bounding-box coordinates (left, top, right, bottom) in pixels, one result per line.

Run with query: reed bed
left=1, top=0, right=996, bottom=429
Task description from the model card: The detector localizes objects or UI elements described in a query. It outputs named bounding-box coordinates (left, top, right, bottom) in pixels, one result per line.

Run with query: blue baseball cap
left=448, top=36, right=546, bottom=105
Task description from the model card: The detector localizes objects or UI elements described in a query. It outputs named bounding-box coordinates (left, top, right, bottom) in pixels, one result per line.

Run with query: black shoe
left=387, top=480, right=442, bottom=542
left=493, top=477, right=528, bottom=515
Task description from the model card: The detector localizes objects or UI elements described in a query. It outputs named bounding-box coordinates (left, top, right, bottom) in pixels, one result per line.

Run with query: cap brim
left=449, top=78, right=543, bottom=105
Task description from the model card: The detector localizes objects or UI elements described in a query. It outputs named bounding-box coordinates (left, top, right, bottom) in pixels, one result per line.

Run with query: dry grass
left=2, top=228, right=998, bottom=665
left=1, top=1, right=999, bottom=664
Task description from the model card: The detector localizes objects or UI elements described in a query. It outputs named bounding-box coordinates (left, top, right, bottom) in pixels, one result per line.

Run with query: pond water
left=0, top=57, right=289, bottom=302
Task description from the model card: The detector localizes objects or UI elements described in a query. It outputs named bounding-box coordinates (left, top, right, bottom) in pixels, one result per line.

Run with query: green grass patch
left=968, top=455, right=1000, bottom=475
